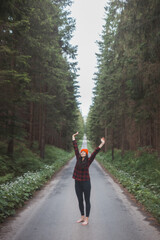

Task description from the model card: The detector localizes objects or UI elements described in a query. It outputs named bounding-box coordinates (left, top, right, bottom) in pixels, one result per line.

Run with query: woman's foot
left=82, top=217, right=89, bottom=226
left=76, top=216, right=85, bottom=223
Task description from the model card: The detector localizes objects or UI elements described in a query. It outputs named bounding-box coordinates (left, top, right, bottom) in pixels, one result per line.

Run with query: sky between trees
left=70, top=0, right=107, bottom=117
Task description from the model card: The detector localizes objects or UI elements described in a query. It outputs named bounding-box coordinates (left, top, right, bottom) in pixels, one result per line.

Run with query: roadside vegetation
left=88, top=141, right=160, bottom=223
left=0, top=142, right=74, bottom=223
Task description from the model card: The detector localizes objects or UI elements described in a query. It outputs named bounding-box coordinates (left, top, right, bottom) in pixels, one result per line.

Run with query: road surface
left=0, top=136, right=159, bottom=240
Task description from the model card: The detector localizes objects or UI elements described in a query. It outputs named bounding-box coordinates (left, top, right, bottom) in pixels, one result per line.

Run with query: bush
left=0, top=155, right=12, bottom=176
left=44, top=145, right=65, bottom=164
left=13, top=143, right=44, bottom=175
left=0, top=142, right=44, bottom=177
left=0, top=173, right=15, bottom=184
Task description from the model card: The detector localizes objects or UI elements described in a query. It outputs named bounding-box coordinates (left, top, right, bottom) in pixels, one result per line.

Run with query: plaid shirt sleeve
left=88, top=147, right=101, bottom=165
left=72, top=140, right=79, bottom=160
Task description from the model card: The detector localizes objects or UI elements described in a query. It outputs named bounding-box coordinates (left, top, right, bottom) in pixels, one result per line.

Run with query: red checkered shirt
left=72, top=140, right=100, bottom=181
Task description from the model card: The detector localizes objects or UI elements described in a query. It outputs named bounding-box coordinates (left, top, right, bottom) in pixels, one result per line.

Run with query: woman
left=72, top=132, right=105, bottom=226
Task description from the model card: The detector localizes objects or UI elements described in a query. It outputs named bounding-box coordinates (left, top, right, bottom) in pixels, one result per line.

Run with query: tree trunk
left=29, top=102, right=34, bottom=148
left=157, top=107, right=160, bottom=159
left=7, top=110, right=14, bottom=157
left=40, top=103, right=46, bottom=159
left=121, top=113, right=126, bottom=157
left=38, top=103, right=42, bottom=151
left=112, top=144, right=114, bottom=161
left=40, top=117, right=45, bottom=159
left=105, top=126, right=108, bottom=152
left=111, top=128, right=114, bottom=161
left=7, top=138, right=14, bottom=157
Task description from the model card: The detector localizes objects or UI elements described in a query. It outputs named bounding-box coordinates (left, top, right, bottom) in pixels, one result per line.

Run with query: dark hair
left=77, top=155, right=88, bottom=169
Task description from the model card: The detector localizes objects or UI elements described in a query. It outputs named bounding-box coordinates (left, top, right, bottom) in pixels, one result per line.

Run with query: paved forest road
left=0, top=136, right=160, bottom=240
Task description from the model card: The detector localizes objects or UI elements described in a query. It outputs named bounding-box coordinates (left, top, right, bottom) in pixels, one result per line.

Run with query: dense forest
left=87, top=0, right=160, bottom=159
left=0, top=0, right=83, bottom=161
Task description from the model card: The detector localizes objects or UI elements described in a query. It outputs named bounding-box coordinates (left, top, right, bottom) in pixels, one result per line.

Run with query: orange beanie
left=80, top=149, right=88, bottom=155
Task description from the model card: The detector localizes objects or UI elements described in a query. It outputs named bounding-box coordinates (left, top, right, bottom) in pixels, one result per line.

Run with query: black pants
left=75, top=180, right=91, bottom=217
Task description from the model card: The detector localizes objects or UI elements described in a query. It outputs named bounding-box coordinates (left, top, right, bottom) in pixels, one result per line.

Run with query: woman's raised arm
left=98, top=137, right=105, bottom=148
left=72, top=132, right=79, bottom=141
left=89, top=137, right=105, bottom=165
left=72, top=132, right=79, bottom=160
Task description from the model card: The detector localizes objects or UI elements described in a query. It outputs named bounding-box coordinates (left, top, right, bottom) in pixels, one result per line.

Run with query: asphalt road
left=0, top=136, right=159, bottom=240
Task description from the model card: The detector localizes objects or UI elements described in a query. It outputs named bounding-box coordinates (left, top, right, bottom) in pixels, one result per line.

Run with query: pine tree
left=87, top=0, right=160, bottom=157
left=0, top=0, right=81, bottom=160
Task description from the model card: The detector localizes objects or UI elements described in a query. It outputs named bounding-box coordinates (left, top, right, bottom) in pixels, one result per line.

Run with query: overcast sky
left=70, top=0, right=107, bottom=117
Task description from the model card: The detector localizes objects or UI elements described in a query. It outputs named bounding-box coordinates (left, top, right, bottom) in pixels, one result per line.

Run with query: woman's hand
left=101, top=137, right=105, bottom=144
left=99, top=137, right=105, bottom=148
left=72, top=132, right=79, bottom=141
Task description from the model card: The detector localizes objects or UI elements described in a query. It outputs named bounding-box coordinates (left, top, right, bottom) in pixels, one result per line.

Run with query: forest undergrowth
left=88, top=141, right=160, bottom=223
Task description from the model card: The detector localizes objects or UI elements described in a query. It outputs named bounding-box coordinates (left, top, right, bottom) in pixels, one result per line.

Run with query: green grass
left=88, top=141, right=160, bottom=223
